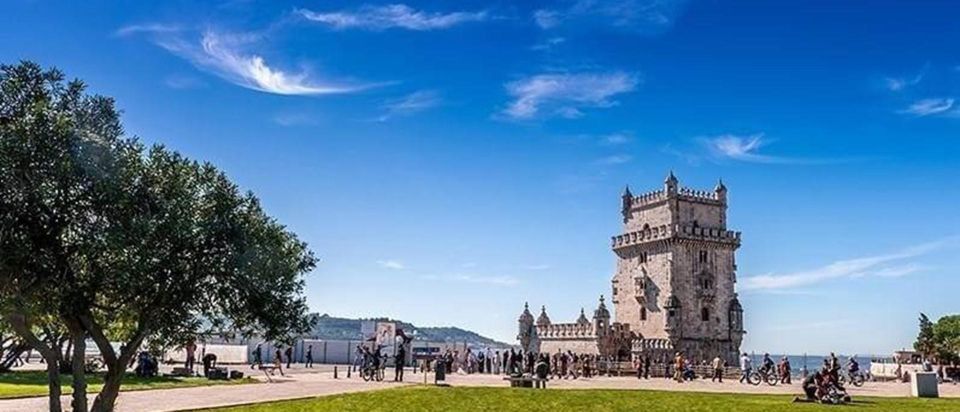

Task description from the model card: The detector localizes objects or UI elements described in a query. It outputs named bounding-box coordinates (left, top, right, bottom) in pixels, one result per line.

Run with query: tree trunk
left=67, top=320, right=88, bottom=412
left=5, top=313, right=62, bottom=412
left=44, top=350, right=63, bottom=412
left=91, top=365, right=128, bottom=412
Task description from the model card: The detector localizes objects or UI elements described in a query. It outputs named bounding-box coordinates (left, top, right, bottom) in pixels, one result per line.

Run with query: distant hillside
left=308, top=314, right=510, bottom=347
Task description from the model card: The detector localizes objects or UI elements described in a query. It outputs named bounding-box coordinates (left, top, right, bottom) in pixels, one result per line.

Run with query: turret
left=714, top=179, right=727, bottom=202
left=621, top=185, right=633, bottom=222
left=537, top=306, right=552, bottom=326
left=517, top=302, right=535, bottom=351
left=664, top=171, right=679, bottom=195
left=576, top=308, right=589, bottom=325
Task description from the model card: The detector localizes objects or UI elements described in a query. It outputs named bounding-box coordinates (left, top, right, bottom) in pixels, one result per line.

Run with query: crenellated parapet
left=611, top=223, right=741, bottom=250
left=536, top=322, right=597, bottom=340
left=677, top=186, right=723, bottom=204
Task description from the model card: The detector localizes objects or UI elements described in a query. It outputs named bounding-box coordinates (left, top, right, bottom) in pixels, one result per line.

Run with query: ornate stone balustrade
left=611, top=224, right=741, bottom=250
left=537, top=322, right=597, bottom=339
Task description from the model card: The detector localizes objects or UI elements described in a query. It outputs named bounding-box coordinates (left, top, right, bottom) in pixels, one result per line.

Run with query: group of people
left=797, top=353, right=853, bottom=403
left=426, top=348, right=617, bottom=381
left=249, top=343, right=316, bottom=376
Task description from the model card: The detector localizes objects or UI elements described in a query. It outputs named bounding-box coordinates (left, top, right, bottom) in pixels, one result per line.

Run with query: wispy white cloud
left=377, top=260, right=406, bottom=270
left=533, top=9, right=562, bottom=29
left=422, top=274, right=519, bottom=286
left=884, top=64, right=928, bottom=92
left=597, top=154, right=632, bottom=165
left=705, top=133, right=779, bottom=163
left=898, top=98, right=955, bottom=116
left=531, top=37, right=566, bottom=51
left=298, top=4, right=487, bottom=31
left=600, top=132, right=632, bottom=145
left=501, top=71, right=639, bottom=120
left=534, top=0, right=689, bottom=32
left=741, top=237, right=957, bottom=291
left=151, top=30, right=372, bottom=96
left=114, top=23, right=182, bottom=37
left=376, top=90, right=442, bottom=121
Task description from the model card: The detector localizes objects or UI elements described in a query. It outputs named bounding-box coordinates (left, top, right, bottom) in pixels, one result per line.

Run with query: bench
left=504, top=375, right=548, bottom=389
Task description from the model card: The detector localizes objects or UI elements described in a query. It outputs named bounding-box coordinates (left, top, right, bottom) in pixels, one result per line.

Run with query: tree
left=1, top=61, right=317, bottom=412
left=0, top=61, right=122, bottom=412
left=933, top=315, right=960, bottom=363
left=915, top=313, right=937, bottom=360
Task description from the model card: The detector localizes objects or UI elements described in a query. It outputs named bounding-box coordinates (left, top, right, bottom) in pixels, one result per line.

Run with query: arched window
left=701, top=307, right=710, bottom=322
left=640, top=307, right=647, bottom=321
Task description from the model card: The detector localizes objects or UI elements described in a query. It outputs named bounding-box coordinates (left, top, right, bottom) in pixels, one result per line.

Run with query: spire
left=519, top=302, right=534, bottom=323
left=622, top=185, right=633, bottom=198
left=537, top=305, right=552, bottom=326
left=664, top=170, right=678, bottom=194
left=665, top=170, right=678, bottom=185
left=576, top=308, right=589, bottom=325
left=593, top=295, right=610, bottom=320
left=715, top=178, right=727, bottom=193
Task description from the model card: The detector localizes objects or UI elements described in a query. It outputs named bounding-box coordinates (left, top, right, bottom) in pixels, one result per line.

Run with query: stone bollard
left=347, top=366, right=351, bottom=379
left=334, top=366, right=338, bottom=379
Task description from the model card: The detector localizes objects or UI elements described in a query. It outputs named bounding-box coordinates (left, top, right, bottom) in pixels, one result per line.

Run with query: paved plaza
left=1, top=365, right=957, bottom=411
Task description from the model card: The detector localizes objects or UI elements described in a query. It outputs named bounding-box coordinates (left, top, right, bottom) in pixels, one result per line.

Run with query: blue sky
left=3, top=0, right=959, bottom=355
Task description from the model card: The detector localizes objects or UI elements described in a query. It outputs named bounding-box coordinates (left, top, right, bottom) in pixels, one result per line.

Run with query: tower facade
left=610, top=172, right=744, bottom=364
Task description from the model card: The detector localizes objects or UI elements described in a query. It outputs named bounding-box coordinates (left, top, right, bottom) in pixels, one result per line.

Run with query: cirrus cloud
left=898, top=98, right=955, bottom=117
left=298, top=4, right=488, bottom=31
left=500, top=71, right=640, bottom=120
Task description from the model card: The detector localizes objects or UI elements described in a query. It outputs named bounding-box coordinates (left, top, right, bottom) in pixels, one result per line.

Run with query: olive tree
left=1, top=61, right=317, bottom=412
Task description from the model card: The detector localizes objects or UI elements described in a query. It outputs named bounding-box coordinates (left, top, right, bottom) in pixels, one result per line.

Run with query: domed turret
left=593, top=295, right=610, bottom=320
left=576, top=308, right=589, bottom=325
left=664, top=171, right=679, bottom=194
left=537, top=306, right=552, bottom=326
left=519, top=302, right=534, bottom=323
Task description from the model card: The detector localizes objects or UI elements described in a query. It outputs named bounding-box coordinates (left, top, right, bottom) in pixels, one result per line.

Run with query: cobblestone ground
left=0, top=365, right=957, bottom=411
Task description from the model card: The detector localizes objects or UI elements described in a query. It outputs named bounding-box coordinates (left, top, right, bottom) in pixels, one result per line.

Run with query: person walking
left=305, top=345, right=314, bottom=368
left=711, top=355, right=724, bottom=382
left=274, top=348, right=285, bottom=376
left=395, top=342, right=406, bottom=382
left=673, top=352, right=684, bottom=383
left=739, top=353, right=752, bottom=384
left=643, top=355, right=651, bottom=379
left=352, top=344, right=364, bottom=372
left=251, top=343, right=263, bottom=370
left=185, top=340, right=197, bottom=372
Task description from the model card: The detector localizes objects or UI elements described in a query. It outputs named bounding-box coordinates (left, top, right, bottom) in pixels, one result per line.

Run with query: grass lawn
left=0, top=370, right=256, bottom=399
left=202, top=386, right=960, bottom=412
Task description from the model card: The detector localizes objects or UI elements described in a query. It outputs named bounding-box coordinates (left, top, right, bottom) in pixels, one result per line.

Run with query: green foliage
left=933, top=315, right=960, bottom=363
left=914, top=313, right=937, bottom=359
left=914, top=313, right=960, bottom=363
left=204, top=387, right=960, bottom=412
left=0, top=61, right=317, bottom=411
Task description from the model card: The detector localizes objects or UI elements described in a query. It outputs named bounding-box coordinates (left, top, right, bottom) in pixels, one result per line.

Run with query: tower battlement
left=611, top=223, right=741, bottom=250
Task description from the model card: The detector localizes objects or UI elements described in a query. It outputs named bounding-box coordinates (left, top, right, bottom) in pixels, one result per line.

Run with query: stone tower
left=610, top=172, right=744, bottom=364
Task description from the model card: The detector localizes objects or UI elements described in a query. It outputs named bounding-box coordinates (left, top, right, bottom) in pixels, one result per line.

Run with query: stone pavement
left=1, top=366, right=957, bottom=411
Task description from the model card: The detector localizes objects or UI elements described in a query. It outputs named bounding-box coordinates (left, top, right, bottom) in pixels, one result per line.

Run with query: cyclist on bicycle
left=847, top=357, right=859, bottom=376
left=760, top=353, right=775, bottom=375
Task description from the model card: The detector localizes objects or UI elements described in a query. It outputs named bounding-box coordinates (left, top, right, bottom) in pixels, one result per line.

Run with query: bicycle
left=361, top=356, right=384, bottom=382
left=840, top=370, right=865, bottom=387
left=749, top=366, right=779, bottom=386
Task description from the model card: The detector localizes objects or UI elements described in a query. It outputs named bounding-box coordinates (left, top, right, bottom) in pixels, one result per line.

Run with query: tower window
left=638, top=251, right=648, bottom=263
left=701, top=307, right=710, bottom=322
left=699, top=250, right=708, bottom=263
left=640, top=307, right=647, bottom=321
